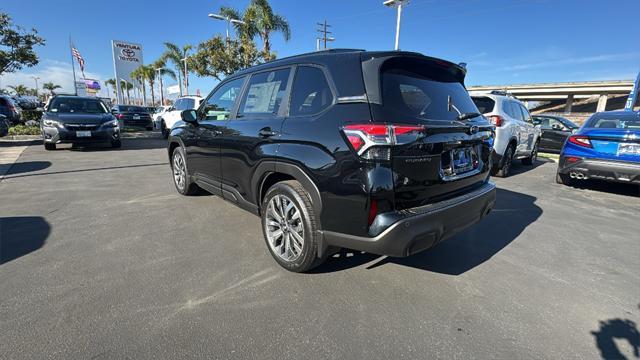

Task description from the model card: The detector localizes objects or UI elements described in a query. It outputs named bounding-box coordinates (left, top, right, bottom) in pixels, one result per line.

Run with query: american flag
left=71, top=47, right=85, bottom=77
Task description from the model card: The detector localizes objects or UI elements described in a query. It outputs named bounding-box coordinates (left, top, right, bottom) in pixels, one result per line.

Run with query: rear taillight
left=488, top=115, right=503, bottom=127
left=568, top=135, right=592, bottom=148
left=116, top=114, right=124, bottom=119
left=343, top=124, right=424, bottom=160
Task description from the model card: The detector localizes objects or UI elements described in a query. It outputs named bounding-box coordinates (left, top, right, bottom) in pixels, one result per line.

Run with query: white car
left=159, top=96, right=203, bottom=138
left=152, top=106, right=170, bottom=130
left=471, top=92, right=541, bottom=177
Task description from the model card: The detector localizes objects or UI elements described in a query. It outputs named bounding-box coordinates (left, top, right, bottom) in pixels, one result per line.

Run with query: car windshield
left=118, top=106, right=147, bottom=113
left=556, top=116, right=578, bottom=128
left=585, top=113, right=640, bottom=129
left=49, top=98, right=108, bottom=114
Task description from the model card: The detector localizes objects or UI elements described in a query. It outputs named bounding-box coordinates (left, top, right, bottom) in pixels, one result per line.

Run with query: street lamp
left=384, top=0, right=408, bottom=50
left=156, top=68, right=165, bottom=106
left=181, top=57, right=189, bottom=95
left=208, top=13, right=246, bottom=43
left=31, top=76, right=40, bottom=97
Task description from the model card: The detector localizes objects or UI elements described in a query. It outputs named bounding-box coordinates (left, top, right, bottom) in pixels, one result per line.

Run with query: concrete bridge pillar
left=564, top=94, right=574, bottom=113
left=596, top=94, right=608, bottom=112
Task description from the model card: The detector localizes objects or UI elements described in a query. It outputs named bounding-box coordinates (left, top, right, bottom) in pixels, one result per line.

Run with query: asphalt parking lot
left=1, top=136, right=639, bottom=359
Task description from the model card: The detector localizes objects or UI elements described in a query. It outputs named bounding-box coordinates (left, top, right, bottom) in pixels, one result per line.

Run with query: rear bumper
left=558, top=157, right=640, bottom=184
left=321, top=182, right=496, bottom=257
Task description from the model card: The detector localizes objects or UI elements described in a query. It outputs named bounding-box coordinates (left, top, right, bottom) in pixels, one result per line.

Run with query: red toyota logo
left=121, top=48, right=135, bottom=57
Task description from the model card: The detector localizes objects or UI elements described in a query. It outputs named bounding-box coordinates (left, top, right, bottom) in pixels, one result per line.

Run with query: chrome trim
left=337, top=94, right=368, bottom=103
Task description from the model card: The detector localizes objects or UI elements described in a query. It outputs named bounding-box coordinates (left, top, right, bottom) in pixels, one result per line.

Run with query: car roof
left=594, top=110, right=640, bottom=116
left=52, top=95, right=102, bottom=101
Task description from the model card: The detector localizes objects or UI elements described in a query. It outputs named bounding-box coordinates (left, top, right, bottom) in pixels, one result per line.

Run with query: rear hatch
left=362, top=54, right=493, bottom=210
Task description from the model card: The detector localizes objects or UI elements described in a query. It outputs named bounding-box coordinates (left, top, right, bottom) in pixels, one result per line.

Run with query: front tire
left=161, top=120, right=169, bottom=139
left=111, top=139, right=122, bottom=148
left=44, top=142, right=56, bottom=151
left=171, top=146, right=199, bottom=195
left=494, top=145, right=514, bottom=178
left=261, top=180, right=325, bottom=272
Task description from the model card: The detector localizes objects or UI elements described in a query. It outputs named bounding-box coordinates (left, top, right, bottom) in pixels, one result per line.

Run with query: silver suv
left=471, top=92, right=541, bottom=177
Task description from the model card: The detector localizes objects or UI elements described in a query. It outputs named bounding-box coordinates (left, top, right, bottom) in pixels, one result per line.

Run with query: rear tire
left=522, top=140, right=539, bottom=165
left=494, top=145, right=514, bottom=178
left=44, top=142, right=56, bottom=151
left=261, top=180, right=325, bottom=272
left=171, top=146, right=199, bottom=195
left=556, top=172, right=573, bottom=186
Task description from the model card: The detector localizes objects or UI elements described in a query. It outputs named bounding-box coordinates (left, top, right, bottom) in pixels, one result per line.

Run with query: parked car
left=167, top=49, right=496, bottom=272
left=471, top=92, right=541, bottom=177
left=532, top=115, right=579, bottom=153
left=556, top=110, right=640, bottom=185
left=41, top=95, right=121, bottom=150
left=152, top=105, right=170, bottom=130
left=160, top=96, right=203, bottom=138
left=12, top=96, right=39, bottom=110
left=110, top=105, right=153, bottom=130
left=0, top=95, right=22, bottom=125
left=0, top=114, right=8, bottom=137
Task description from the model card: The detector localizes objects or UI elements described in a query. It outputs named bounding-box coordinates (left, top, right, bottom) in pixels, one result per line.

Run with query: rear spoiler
left=361, top=52, right=467, bottom=105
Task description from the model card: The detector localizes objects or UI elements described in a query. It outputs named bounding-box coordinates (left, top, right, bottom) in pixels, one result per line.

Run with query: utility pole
left=156, top=68, right=165, bottom=106
left=316, top=20, right=335, bottom=50
left=181, top=57, right=189, bottom=95
left=384, top=0, right=408, bottom=50
left=31, top=76, right=40, bottom=97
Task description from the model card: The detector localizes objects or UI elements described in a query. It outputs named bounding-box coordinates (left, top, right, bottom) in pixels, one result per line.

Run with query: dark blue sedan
left=556, top=110, right=640, bottom=185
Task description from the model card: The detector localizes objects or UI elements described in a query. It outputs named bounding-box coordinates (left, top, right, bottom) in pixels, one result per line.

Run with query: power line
left=316, top=20, right=335, bottom=51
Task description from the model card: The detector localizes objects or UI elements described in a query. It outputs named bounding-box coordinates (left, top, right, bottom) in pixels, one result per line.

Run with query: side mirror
left=181, top=109, right=198, bottom=124
left=551, top=123, right=563, bottom=131
left=532, top=118, right=541, bottom=125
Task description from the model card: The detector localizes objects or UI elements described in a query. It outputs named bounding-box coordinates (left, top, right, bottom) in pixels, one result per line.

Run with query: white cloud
left=0, top=59, right=109, bottom=97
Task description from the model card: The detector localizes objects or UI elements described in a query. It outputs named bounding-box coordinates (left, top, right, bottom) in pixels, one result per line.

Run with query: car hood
left=47, top=112, right=113, bottom=124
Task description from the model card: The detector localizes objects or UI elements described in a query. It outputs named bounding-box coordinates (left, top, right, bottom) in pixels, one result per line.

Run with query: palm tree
left=8, top=84, right=29, bottom=96
left=120, top=80, right=132, bottom=104
left=244, top=0, right=290, bottom=57
left=130, top=66, right=148, bottom=105
left=161, top=42, right=192, bottom=95
left=152, top=59, right=176, bottom=106
left=42, top=82, right=62, bottom=95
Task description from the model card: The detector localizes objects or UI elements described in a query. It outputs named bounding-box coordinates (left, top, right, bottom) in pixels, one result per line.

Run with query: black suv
left=168, top=49, right=496, bottom=272
left=41, top=96, right=121, bottom=150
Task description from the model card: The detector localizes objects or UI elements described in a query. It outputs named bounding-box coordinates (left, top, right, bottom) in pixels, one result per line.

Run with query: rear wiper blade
left=456, top=112, right=481, bottom=121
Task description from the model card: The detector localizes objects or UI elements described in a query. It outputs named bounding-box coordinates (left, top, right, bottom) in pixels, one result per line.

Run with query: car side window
left=173, top=99, right=183, bottom=111
left=289, top=66, right=334, bottom=116
left=237, top=68, right=291, bottom=118
left=548, top=118, right=565, bottom=130
left=502, top=101, right=517, bottom=119
left=200, top=77, right=245, bottom=121
left=519, top=104, right=532, bottom=123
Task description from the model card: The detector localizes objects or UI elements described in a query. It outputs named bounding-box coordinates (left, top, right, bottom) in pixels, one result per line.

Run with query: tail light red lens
left=368, top=199, right=378, bottom=226
left=116, top=114, right=124, bottom=119
left=488, top=115, right=503, bottom=127
left=568, top=135, right=591, bottom=148
left=343, top=124, right=424, bottom=160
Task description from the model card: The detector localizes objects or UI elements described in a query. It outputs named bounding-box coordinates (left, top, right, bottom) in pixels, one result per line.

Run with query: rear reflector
left=568, top=135, right=592, bottom=148
left=368, top=199, right=378, bottom=226
left=488, top=115, right=503, bottom=127
left=565, top=156, right=580, bottom=163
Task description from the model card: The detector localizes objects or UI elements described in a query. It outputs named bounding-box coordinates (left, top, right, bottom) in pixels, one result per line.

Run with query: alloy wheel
left=265, top=194, right=304, bottom=262
left=173, top=152, right=186, bottom=190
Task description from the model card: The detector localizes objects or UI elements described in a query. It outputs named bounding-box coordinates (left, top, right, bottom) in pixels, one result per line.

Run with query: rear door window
left=471, top=96, right=495, bottom=114
left=289, top=66, right=334, bottom=116
left=238, top=68, right=291, bottom=118
left=199, top=77, right=245, bottom=121
left=518, top=104, right=532, bottom=123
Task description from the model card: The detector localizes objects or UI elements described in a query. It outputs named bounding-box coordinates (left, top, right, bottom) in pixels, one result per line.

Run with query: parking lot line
left=0, top=143, right=30, bottom=181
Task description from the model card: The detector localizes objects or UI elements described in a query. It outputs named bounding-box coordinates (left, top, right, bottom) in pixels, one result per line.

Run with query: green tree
left=191, top=35, right=262, bottom=80
left=42, top=81, right=61, bottom=95
left=105, top=78, right=117, bottom=98
left=244, top=0, right=290, bottom=57
left=130, top=66, right=148, bottom=105
left=0, top=12, right=46, bottom=75
left=119, top=80, right=133, bottom=104
left=8, top=84, right=29, bottom=96
left=161, top=43, right=191, bottom=95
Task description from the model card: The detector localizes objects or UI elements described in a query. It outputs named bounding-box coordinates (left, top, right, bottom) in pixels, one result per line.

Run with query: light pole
left=384, top=0, right=407, bottom=50
left=156, top=68, right=165, bottom=106
left=208, top=13, right=246, bottom=43
left=31, top=76, right=40, bottom=97
left=181, top=57, right=189, bottom=95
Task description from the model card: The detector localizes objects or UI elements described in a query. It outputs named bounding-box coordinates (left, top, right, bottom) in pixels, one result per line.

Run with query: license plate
left=618, top=143, right=640, bottom=156
left=133, top=115, right=140, bottom=120
left=451, top=147, right=476, bottom=174
left=76, top=131, right=91, bottom=137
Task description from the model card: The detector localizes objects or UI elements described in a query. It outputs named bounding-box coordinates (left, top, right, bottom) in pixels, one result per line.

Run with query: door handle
left=258, top=128, right=278, bottom=138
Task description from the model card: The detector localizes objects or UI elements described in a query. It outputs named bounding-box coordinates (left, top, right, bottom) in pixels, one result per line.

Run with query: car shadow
left=63, top=138, right=167, bottom=152
left=3, top=161, right=51, bottom=176
left=569, top=179, right=640, bottom=197
left=509, top=157, right=552, bottom=176
left=591, top=316, right=640, bottom=359
left=312, top=188, right=542, bottom=275
left=0, top=216, right=50, bottom=265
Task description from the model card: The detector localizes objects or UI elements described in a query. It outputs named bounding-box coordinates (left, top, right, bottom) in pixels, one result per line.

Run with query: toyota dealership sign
left=111, top=40, right=144, bottom=104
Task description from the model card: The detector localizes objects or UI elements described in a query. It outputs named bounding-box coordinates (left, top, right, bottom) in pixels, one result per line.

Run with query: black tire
left=171, top=146, right=199, bottom=195
left=494, top=145, right=515, bottom=178
left=146, top=126, right=153, bottom=131
left=111, top=140, right=122, bottom=148
left=556, top=172, right=573, bottom=186
left=522, top=140, right=539, bottom=165
left=161, top=120, right=169, bottom=139
left=44, top=142, right=56, bottom=151
left=261, top=180, right=325, bottom=272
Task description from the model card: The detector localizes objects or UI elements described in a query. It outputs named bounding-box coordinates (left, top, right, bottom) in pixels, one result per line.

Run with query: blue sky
left=2, top=0, right=639, bottom=99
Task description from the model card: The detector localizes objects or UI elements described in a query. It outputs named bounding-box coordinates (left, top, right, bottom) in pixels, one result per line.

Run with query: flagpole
left=69, top=36, right=78, bottom=96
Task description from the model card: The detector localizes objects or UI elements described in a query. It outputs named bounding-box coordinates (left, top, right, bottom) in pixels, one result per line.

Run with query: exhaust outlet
left=570, top=172, right=577, bottom=178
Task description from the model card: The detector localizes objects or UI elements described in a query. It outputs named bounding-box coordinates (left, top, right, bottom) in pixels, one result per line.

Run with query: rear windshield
left=49, top=98, right=108, bottom=114
left=585, top=113, right=640, bottom=129
left=382, top=67, right=479, bottom=121
left=118, top=106, right=147, bottom=113
left=471, top=96, right=495, bottom=114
